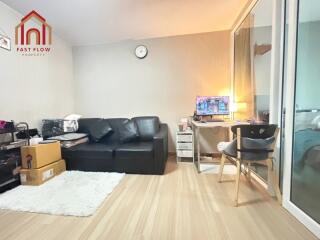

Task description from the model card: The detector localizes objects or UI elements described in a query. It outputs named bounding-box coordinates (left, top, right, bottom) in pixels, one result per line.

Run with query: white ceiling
left=1, top=0, right=248, bottom=46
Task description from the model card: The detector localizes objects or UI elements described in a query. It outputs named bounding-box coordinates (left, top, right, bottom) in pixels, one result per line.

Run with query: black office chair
left=218, top=124, right=281, bottom=206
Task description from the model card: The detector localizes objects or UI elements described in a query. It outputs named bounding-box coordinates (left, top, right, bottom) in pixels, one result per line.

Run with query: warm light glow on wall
left=218, top=88, right=231, bottom=97
left=236, top=102, right=248, bottom=112
left=230, top=102, right=248, bottom=113
left=230, top=102, right=238, bottom=112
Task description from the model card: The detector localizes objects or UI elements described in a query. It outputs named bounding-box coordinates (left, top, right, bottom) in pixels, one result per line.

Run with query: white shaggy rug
left=0, top=171, right=125, bottom=217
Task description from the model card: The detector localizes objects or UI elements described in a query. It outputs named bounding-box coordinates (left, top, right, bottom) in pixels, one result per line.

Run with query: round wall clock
left=135, top=45, right=148, bottom=59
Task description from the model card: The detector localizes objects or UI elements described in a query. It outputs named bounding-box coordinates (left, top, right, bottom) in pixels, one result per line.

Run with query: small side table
left=176, top=130, right=194, bottom=163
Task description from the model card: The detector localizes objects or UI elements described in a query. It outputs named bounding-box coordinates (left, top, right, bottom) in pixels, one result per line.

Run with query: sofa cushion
left=132, top=116, right=160, bottom=141
left=115, top=142, right=153, bottom=160
left=114, top=142, right=155, bottom=174
left=101, top=118, right=129, bottom=144
left=63, top=142, right=116, bottom=160
left=78, top=118, right=113, bottom=142
left=78, top=118, right=101, bottom=133
left=62, top=142, right=117, bottom=172
left=118, top=120, right=139, bottom=143
left=89, top=119, right=113, bottom=142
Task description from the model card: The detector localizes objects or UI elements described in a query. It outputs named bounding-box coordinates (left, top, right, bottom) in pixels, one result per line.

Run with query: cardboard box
left=20, top=159, right=66, bottom=186
left=21, top=141, right=61, bottom=169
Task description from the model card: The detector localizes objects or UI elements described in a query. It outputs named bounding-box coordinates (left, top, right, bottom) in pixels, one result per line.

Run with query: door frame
left=230, top=0, right=258, bottom=114
left=230, top=0, right=282, bottom=192
left=282, top=0, right=320, bottom=237
left=230, top=0, right=268, bottom=189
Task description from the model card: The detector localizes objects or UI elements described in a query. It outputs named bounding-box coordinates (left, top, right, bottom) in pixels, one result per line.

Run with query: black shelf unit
left=0, top=121, right=28, bottom=193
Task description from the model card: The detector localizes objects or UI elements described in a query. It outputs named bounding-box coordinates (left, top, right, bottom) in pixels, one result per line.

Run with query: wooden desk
left=191, top=120, right=247, bottom=173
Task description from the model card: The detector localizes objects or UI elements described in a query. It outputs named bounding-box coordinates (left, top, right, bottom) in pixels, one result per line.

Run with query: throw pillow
left=88, top=119, right=113, bottom=142
left=119, top=120, right=139, bottom=143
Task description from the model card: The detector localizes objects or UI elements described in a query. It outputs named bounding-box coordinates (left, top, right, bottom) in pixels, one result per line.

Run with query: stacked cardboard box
left=20, top=141, right=66, bottom=186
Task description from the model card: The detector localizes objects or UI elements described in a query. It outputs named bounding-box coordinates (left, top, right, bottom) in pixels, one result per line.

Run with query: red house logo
left=15, top=10, right=52, bottom=45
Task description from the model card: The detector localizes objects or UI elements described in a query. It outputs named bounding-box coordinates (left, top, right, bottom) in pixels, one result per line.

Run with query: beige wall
left=0, top=1, right=231, bottom=151
left=73, top=31, right=231, bottom=151
left=0, top=2, right=74, bottom=129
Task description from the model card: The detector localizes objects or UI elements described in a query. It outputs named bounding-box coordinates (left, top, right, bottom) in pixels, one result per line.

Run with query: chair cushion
left=223, top=137, right=274, bottom=161
left=242, top=137, right=275, bottom=150
left=132, top=116, right=160, bottom=141
left=115, top=142, right=153, bottom=160
left=118, top=120, right=139, bottom=143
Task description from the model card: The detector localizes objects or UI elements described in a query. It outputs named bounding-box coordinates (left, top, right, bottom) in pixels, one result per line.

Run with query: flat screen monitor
left=196, top=96, right=230, bottom=116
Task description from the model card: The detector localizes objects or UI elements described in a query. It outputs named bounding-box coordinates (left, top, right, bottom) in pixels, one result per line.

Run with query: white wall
left=0, top=2, right=74, bottom=130
left=252, top=25, right=272, bottom=115
left=253, top=26, right=272, bottom=96
left=73, top=31, right=231, bottom=151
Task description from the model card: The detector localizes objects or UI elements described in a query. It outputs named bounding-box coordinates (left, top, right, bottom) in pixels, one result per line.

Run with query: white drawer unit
left=177, top=150, right=193, bottom=158
left=176, top=130, right=194, bottom=163
left=176, top=134, right=193, bottom=142
left=177, top=142, right=193, bottom=150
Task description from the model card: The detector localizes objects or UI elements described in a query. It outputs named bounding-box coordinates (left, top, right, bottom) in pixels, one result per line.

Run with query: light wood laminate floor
left=0, top=157, right=316, bottom=240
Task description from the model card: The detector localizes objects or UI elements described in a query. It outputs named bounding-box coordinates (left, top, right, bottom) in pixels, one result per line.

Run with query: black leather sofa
left=62, top=116, right=168, bottom=175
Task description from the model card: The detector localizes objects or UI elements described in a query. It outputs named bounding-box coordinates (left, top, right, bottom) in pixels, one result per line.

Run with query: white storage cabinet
left=176, top=131, right=194, bottom=163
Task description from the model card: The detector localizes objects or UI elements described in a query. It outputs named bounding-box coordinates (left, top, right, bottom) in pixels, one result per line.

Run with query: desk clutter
left=0, top=120, right=29, bottom=192
left=176, top=110, right=250, bottom=173
left=0, top=117, right=79, bottom=192
left=41, top=116, right=89, bottom=148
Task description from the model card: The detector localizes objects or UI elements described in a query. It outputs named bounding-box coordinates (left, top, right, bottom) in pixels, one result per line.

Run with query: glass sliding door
left=280, top=0, right=288, bottom=192
left=283, top=0, right=320, bottom=236
left=291, top=0, right=320, bottom=224
left=233, top=0, right=273, bottom=181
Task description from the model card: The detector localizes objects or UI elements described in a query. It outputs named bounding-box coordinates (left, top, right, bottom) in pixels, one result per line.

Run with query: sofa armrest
left=153, top=123, right=168, bottom=174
